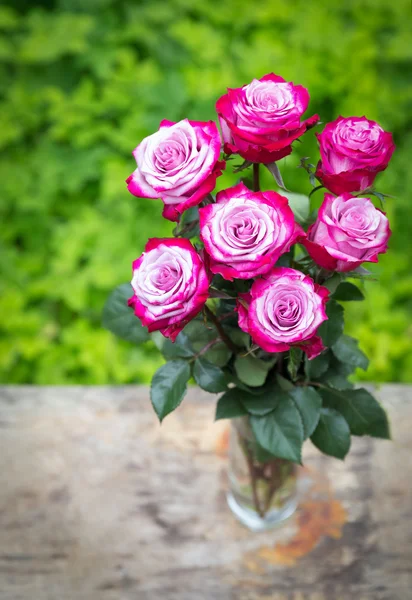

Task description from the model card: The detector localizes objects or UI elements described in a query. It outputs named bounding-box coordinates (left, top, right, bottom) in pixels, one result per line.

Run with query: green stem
left=276, top=352, right=285, bottom=377
left=296, top=380, right=324, bottom=388
left=263, top=462, right=278, bottom=513
left=253, top=163, right=260, bottom=192
left=238, top=432, right=264, bottom=518
left=204, top=305, right=238, bottom=354
left=309, top=184, right=324, bottom=198
left=190, top=338, right=220, bottom=362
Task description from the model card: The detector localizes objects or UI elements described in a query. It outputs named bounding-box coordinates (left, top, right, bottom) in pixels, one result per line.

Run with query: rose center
left=229, top=217, right=259, bottom=244
left=256, top=91, right=280, bottom=111
left=245, top=81, right=292, bottom=115
left=339, top=207, right=372, bottom=235
left=154, top=140, right=187, bottom=172
left=273, top=296, right=301, bottom=327
left=335, top=120, right=382, bottom=151
left=150, top=265, right=181, bottom=291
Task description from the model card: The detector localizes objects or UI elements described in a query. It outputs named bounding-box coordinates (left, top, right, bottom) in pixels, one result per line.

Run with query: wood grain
left=0, top=385, right=411, bottom=600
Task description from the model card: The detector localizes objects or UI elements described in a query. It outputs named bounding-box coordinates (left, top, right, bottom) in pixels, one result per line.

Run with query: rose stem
left=191, top=338, right=220, bottom=361
left=238, top=433, right=264, bottom=518
left=263, top=461, right=281, bottom=514
left=253, top=163, right=260, bottom=192
left=277, top=352, right=285, bottom=376
left=204, top=305, right=238, bottom=354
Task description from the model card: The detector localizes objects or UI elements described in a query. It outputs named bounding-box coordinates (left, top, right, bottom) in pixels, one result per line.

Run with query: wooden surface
left=0, top=385, right=411, bottom=600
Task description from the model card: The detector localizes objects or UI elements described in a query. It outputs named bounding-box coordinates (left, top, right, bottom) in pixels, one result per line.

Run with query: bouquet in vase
left=103, top=73, right=395, bottom=530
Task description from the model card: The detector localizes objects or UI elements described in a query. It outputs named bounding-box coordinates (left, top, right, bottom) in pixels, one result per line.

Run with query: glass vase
left=227, top=416, right=298, bottom=532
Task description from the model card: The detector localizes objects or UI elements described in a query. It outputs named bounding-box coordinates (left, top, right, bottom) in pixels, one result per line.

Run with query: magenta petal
left=126, top=169, right=157, bottom=198
left=162, top=204, right=179, bottom=222
left=236, top=293, right=252, bottom=334
left=301, top=238, right=338, bottom=271
left=316, top=116, right=395, bottom=194
left=161, top=159, right=225, bottom=223
left=129, top=236, right=210, bottom=342
left=215, top=73, right=318, bottom=164
left=297, top=335, right=325, bottom=359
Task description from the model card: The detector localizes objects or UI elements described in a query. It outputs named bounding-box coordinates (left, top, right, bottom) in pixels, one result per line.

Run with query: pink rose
left=199, top=183, right=304, bottom=280
left=237, top=268, right=329, bottom=359
left=316, top=116, right=395, bottom=195
left=302, top=193, right=391, bottom=273
left=128, top=238, right=209, bottom=341
left=126, top=119, right=225, bottom=222
left=216, top=73, right=319, bottom=164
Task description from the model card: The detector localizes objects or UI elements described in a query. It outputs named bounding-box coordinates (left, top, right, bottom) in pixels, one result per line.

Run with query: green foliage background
left=1, top=0, right=411, bottom=384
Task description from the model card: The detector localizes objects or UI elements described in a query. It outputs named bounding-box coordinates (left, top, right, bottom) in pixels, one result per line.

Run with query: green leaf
left=234, top=354, right=275, bottom=387
left=102, top=283, right=149, bottom=343
left=333, top=281, right=365, bottom=302
left=183, top=319, right=211, bottom=344
left=253, top=443, right=279, bottom=463
left=174, top=206, right=200, bottom=239
left=318, top=354, right=354, bottom=390
left=193, top=357, right=227, bottom=393
left=287, top=347, right=303, bottom=381
left=266, top=162, right=288, bottom=191
left=332, top=335, right=369, bottom=371
left=202, top=342, right=232, bottom=367
left=281, top=191, right=310, bottom=225
left=238, top=387, right=280, bottom=416
left=185, top=320, right=232, bottom=366
left=276, top=373, right=294, bottom=391
left=305, top=351, right=330, bottom=379
left=319, top=387, right=390, bottom=439
left=228, top=329, right=250, bottom=347
left=370, top=190, right=386, bottom=207
left=224, top=373, right=270, bottom=396
left=311, top=408, right=351, bottom=459
left=215, top=389, right=248, bottom=420
left=318, top=300, right=344, bottom=347
left=180, top=223, right=200, bottom=239
left=180, top=205, right=199, bottom=223
left=319, top=370, right=354, bottom=390
left=289, top=386, right=322, bottom=439
left=150, top=331, right=165, bottom=352
left=250, top=396, right=304, bottom=463
left=161, top=332, right=194, bottom=359
left=344, top=268, right=376, bottom=281
left=233, top=159, right=252, bottom=172
left=150, top=360, right=191, bottom=422
left=275, top=248, right=294, bottom=268
left=323, top=273, right=343, bottom=294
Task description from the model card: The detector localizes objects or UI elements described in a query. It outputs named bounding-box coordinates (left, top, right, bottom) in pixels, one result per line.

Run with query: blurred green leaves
left=1, top=0, right=412, bottom=383
left=102, top=283, right=149, bottom=343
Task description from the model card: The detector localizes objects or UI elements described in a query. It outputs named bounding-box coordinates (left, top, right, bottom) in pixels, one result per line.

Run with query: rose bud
left=216, top=73, right=319, bottom=164
left=199, top=183, right=304, bottom=280
left=301, top=193, right=391, bottom=273
left=127, top=119, right=225, bottom=222
left=316, top=116, right=395, bottom=195
left=128, top=238, right=209, bottom=341
left=237, top=267, right=329, bottom=359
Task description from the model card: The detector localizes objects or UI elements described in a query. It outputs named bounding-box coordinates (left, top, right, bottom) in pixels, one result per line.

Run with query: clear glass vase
left=227, top=416, right=298, bottom=531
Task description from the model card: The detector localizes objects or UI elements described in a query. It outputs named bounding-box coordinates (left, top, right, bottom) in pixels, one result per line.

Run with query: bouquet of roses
left=103, top=73, right=394, bottom=516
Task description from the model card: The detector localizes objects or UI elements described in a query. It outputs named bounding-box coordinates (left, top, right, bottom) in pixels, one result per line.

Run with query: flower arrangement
left=103, top=73, right=394, bottom=525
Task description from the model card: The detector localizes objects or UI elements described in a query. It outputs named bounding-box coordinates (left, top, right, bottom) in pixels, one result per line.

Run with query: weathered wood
left=0, top=385, right=411, bottom=600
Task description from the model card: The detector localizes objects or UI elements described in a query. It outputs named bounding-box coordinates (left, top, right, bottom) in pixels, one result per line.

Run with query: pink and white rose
left=126, top=119, right=225, bottom=222
left=301, top=193, right=391, bottom=273
left=199, top=183, right=304, bottom=280
left=128, top=238, right=209, bottom=341
left=316, top=116, right=395, bottom=195
left=237, top=267, right=329, bottom=359
left=216, top=73, right=319, bottom=164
